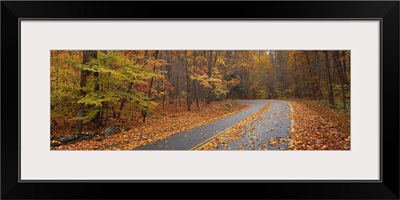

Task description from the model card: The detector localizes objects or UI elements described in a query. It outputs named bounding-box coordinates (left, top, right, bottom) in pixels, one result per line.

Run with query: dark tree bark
left=347, top=51, right=351, bottom=75
left=323, top=51, right=335, bottom=107
left=206, top=51, right=220, bottom=104
left=193, top=51, right=200, bottom=109
left=91, top=51, right=100, bottom=126
left=341, top=50, right=349, bottom=85
left=292, top=54, right=301, bottom=98
left=177, top=58, right=181, bottom=107
left=56, top=64, right=59, bottom=90
left=117, top=50, right=154, bottom=119
left=143, top=50, right=159, bottom=122
left=76, top=50, right=96, bottom=132
left=185, top=51, right=191, bottom=111
left=314, top=51, right=324, bottom=99
left=304, top=51, right=323, bottom=99
left=117, top=82, right=133, bottom=119
left=147, top=51, right=159, bottom=98
left=333, top=51, right=347, bottom=111
left=206, top=51, right=213, bottom=105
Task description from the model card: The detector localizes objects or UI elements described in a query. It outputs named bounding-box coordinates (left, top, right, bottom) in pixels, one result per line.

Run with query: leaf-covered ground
left=51, top=101, right=248, bottom=150
left=198, top=103, right=271, bottom=150
left=286, top=100, right=350, bottom=150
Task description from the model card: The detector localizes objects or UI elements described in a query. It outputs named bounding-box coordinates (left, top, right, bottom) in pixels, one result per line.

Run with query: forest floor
left=51, top=100, right=249, bottom=150
left=285, top=99, right=351, bottom=150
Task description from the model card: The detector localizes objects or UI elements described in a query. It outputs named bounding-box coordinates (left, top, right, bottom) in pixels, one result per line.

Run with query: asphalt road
left=217, top=100, right=292, bottom=150
left=133, top=100, right=292, bottom=150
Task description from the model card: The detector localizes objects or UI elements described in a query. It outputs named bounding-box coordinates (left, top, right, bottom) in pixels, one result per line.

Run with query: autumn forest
left=51, top=50, right=350, bottom=150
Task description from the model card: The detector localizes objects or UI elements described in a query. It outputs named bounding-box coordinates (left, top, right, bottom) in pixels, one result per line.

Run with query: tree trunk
left=56, top=64, right=59, bottom=90
left=347, top=52, right=351, bottom=74
left=194, top=84, right=200, bottom=110
left=206, top=51, right=219, bottom=105
left=76, top=71, right=87, bottom=132
left=206, top=51, right=213, bottom=105
left=162, top=81, right=166, bottom=110
left=143, top=50, right=159, bottom=122
left=341, top=51, right=348, bottom=85
left=117, top=82, right=133, bottom=119
left=76, top=50, right=95, bottom=132
left=323, top=51, right=335, bottom=107
left=193, top=52, right=200, bottom=110
left=304, top=51, right=323, bottom=99
left=177, top=58, right=181, bottom=107
left=147, top=50, right=159, bottom=98
left=91, top=51, right=100, bottom=126
left=116, top=50, right=158, bottom=119
left=185, top=51, right=191, bottom=111
left=314, top=51, right=324, bottom=99
left=334, top=51, right=347, bottom=111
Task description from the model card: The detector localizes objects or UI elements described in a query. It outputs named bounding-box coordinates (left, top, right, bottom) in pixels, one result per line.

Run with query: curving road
left=133, top=100, right=292, bottom=150
left=217, top=100, right=292, bottom=150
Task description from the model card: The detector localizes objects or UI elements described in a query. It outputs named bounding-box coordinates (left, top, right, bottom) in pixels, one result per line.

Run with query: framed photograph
left=2, top=1, right=399, bottom=199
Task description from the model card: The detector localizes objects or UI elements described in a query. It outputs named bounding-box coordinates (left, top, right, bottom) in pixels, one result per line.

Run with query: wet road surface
left=217, top=100, right=292, bottom=150
left=133, top=100, right=291, bottom=150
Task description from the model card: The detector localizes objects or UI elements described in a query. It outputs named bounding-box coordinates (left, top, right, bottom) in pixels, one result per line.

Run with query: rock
left=51, top=120, right=58, bottom=126
left=74, top=132, right=85, bottom=137
left=124, top=126, right=131, bottom=131
left=145, top=112, right=152, bottom=117
left=75, top=132, right=96, bottom=140
left=56, top=135, right=78, bottom=143
left=52, top=132, right=98, bottom=146
left=51, top=140, right=62, bottom=147
left=160, top=113, right=167, bottom=117
left=81, top=133, right=95, bottom=140
left=103, top=125, right=121, bottom=136
left=67, top=137, right=83, bottom=144
left=52, top=132, right=97, bottom=146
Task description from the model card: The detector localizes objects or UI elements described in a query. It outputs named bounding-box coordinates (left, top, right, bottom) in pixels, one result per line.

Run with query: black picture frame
left=1, top=1, right=399, bottom=199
